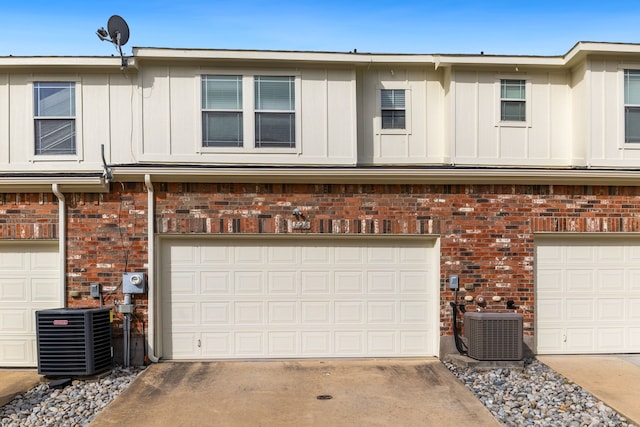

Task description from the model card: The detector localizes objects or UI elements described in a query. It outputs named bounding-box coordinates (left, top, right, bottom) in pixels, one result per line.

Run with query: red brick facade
left=3, top=182, right=640, bottom=353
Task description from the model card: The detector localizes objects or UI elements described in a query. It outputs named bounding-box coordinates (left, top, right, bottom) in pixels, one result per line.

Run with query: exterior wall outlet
left=464, top=283, right=475, bottom=291
left=90, top=283, right=100, bottom=298
left=449, top=275, right=459, bottom=290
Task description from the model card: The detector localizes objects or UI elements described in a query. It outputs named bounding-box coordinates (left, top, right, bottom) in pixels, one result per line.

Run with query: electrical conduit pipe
left=144, top=175, right=159, bottom=362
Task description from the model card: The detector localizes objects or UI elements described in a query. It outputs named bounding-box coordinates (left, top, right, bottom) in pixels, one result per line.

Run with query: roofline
left=131, top=41, right=640, bottom=68
left=2, top=41, right=640, bottom=69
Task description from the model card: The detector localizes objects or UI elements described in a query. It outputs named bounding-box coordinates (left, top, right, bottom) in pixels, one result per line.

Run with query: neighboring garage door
left=161, top=238, right=438, bottom=359
left=536, top=237, right=640, bottom=354
left=0, top=242, right=61, bottom=367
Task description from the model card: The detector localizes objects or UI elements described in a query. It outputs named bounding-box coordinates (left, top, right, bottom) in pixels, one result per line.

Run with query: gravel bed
left=0, top=366, right=144, bottom=427
left=444, top=358, right=636, bottom=427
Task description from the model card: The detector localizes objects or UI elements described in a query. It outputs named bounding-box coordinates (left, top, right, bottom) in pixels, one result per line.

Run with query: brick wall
left=3, top=182, right=640, bottom=348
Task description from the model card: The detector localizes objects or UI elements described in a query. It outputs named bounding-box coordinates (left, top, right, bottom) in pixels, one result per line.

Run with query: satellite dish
left=96, top=15, right=131, bottom=68
left=107, top=15, right=130, bottom=47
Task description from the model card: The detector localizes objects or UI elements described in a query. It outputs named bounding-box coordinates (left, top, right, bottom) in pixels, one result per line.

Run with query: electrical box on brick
left=122, top=272, right=146, bottom=294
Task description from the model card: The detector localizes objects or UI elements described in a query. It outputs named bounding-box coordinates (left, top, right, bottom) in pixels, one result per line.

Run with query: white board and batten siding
left=0, top=243, right=61, bottom=367
left=160, top=238, right=439, bottom=359
left=536, top=237, right=640, bottom=354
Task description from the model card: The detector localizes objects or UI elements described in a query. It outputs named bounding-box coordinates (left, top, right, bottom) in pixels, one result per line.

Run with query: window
left=381, top=89, right=406, bottom=129
left=255, top=76, right=295, bottom=148
left=34, top=82, right=76, bottom=155
left=624, top=70, right=640, bottom=143
left=500, top=79, right=526, bottom=122
left=202, top=75, right=243, bottom=147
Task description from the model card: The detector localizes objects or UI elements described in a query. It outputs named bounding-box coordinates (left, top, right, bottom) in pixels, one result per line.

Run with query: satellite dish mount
left=96, top=15, right=130, bottom=68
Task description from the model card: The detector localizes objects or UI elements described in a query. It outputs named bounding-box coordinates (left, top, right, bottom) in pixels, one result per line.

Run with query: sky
left=1, top=0, right=640, bottom=57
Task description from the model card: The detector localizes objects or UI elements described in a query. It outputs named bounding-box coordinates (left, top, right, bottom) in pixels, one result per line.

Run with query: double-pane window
left=202, top=75, right=243, bottom=147
left=255, top=76, right=295, bottom=148
left=34, top=82, right=76, bottom=155
left=381, top=89, right=406, bottom=129
left=500, top=79, right=526, bottom=122
left=624, top=70, right=640, bottom=143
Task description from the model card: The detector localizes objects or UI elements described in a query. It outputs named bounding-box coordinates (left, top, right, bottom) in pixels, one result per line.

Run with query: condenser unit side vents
left=36, top=308, right=113, bottom=376
left=464, top=312, right=523, bottom=361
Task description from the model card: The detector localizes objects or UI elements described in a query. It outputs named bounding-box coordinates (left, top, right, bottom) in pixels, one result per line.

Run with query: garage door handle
left=197, top=339, right=201, bottom=348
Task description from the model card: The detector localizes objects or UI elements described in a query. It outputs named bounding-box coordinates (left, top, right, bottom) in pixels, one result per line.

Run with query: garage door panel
left=268, top=302, right=297, bottom=323
left=335, top=302, right=364, bottom=323
left=235, top=271, right=264, bottom=294
left=201, top=272, right=231, bottom=295
left=630, top=270, right=640, bottom=290
left=537, top=239, right=640, bottom=354
left=268, top=246, right=297, bottom=263
left=0, top=244, right=60, bottom=367
left=202, top=333, right=231, bottom=356
left=566, top=270, right=594, bottom=292
left=0, top=310, right=28, bottom=332
left=268, top=272, right=297, bottom=294
left=598, top=269, right=625, bottom=291
left=566, top=299, right=594, bottom=321
left=301, top=272, right=330, bottom=294
left=236, top=332, right=264, bottom=355
left=301, top=302, right=331, bottom=323
left=268, top=332, right=297, bottom=354
left=201, top=302, right=230, bottom=324
left=598, top=299, right=625, bottom=321
left=334, top=272, right=364, bottom=294
left=335, top=331, right=364, bottom=354
left=599, top=328, right=625, bottom=350
left=31, top=278, right=59, bottom=302
left=0, top=279, right=28, bottom=301
left=161, top=239, right=437, bottom=359
left=368, top=272, right=396, bottom=293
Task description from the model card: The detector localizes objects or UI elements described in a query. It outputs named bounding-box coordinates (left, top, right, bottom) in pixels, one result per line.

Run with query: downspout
left=144, top=174, right=159, bottom=362
left=52, top=184, right=66, bottom=308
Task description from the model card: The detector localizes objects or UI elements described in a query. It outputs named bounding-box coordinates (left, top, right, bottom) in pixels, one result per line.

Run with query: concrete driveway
left=89, top=358, right=499, bottom=427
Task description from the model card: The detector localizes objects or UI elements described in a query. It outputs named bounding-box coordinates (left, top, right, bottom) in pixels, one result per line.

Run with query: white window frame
left=376, top=83, right=412, bottom=135
left=197, top=70, right=301, bottom=154
left=29, top=78, right=83, bottom=162
left=201, top=75, right=244, bottom=148
left=622, top=67, right=640, bottom=146
left=495, top=75, right=531, bottom=128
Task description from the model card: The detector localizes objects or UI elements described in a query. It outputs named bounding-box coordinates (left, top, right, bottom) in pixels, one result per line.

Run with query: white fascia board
left=111, top=166, right=640, bottom=186
left=0, top=176, right=109, bottom=193
left=0, top=56, right=127, bottom=68
left=133, top=47, right=436, bottom=65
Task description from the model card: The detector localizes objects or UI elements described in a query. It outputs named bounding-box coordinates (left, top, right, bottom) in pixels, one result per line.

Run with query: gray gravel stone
left=0, top=366, right=143, bottom=427
left=444, top=357, right=637, bottom=427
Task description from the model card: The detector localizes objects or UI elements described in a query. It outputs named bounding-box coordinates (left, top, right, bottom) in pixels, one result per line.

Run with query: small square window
left=500, top=80, right=526, bottom=122
left=34, top=82, right=76, bottom=155
left=381, top=89, right=406, bottom=129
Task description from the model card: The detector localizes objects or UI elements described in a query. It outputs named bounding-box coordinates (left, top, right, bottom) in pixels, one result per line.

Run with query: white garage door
left=536, top=238, right=640, bottom=354
left=161, top=238, right=438, bottom=359
left=0, top=243, right=61, bottom=367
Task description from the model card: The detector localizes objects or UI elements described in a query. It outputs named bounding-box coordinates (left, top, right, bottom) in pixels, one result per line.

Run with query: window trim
left=29, top=78, right=83, bottom=162
left=376, top=83, right=412, bottom=135
left=197, top=70, right=301, bottom=154
left=495, top=75, right=531, bottom=128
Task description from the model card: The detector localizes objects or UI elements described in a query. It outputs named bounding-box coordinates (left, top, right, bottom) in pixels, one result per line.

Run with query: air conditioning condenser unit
left=36, top=307, right=112, bottom=376
left=464, top=312, right=523, bottom=361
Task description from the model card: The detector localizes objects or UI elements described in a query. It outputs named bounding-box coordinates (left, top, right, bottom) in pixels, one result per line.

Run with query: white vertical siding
left=452, top=70, right=572, bottom=166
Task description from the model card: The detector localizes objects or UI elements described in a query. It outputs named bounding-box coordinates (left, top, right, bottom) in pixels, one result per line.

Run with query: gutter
left=144, top=175, right=159, bottom=363
left=111, top=165, right=640, bottom=186
left=51, top=184, right=66, bottom=308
